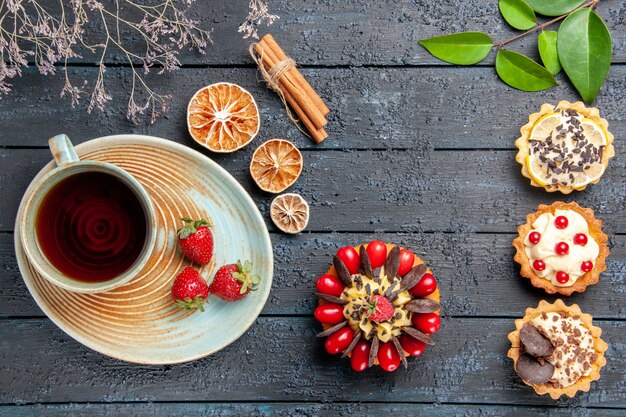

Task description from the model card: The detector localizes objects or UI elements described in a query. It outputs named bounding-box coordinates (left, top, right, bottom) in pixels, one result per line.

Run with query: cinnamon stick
left=254, top=41, right=328, bottom=143
left=262, top=34, right=330, bottom=116
left=256, top=40, right=327, bottom=130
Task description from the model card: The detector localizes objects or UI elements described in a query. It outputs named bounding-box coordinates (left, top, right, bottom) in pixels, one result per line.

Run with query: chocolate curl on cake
left=333, top=255, right=353, bottom=286
left=368, top=336, right=380, bottom=368
left=384, top=246, right=400, bottom=278
left=392, top=336, right=408, bottom=369
left=316, top=293, right=347, bottom=305
left=316, top=321, right=347, bottom=337
left=403, top=326, right=434, bottom=345
left=400, top=263, right=427, bottom=292
left=359, top=246, right=374, bottom=278
left=341, top=332, right=362, bottom=358
left=406, top=299, right=440, bottom=313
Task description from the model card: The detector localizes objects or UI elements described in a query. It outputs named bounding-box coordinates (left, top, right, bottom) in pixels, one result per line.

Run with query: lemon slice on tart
left=516, top=101, right=615, bottom=194
left=529, top=112, right=561, bottom=141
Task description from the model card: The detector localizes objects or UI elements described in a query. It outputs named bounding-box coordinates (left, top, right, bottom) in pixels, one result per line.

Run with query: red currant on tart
left=556, top=271, right=570, bottom=284
left=532, top=259, right=546, bottom=271
left=528, top=231, right=541, bottom=244
left=315, top=242, right=441, bottom=372
left=554, top=215, right=568, bottom=229
left=574, top=233, right=588, bottom=246
left=581, top=261, right=593, bottom=272
left=554, top=242, right=569, bottom=256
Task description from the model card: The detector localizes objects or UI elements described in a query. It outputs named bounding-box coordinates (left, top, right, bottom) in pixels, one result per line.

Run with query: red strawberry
left=171, top=267, right=209, bottom=311
left=209, top=260, right=261, bottom=302
left=367, top=295, right=395, bottom=323
left=177, top=217, right=214, bottom=265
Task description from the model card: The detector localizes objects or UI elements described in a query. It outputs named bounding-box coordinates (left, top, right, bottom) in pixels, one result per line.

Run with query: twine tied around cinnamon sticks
left=250, top=34, right=329, bottom=143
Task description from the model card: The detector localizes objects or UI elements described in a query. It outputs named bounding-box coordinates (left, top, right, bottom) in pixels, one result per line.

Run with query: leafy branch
left=419, top=0, right=613, bottom=103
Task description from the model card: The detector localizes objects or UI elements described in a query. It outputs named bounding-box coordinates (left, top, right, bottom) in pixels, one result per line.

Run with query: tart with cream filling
left=513, top=202, right=609, bottom=295
left=314, top=242, right=441, bottom=372
left=508, top=299, right=607, bottom=399
left=515, top=101, right=615, bottom=194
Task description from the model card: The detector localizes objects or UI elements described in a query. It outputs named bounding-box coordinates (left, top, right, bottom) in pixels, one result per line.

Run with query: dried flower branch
left=239, top=0, right=278, bottom=39
left=0, top=0, right=212, bottom=123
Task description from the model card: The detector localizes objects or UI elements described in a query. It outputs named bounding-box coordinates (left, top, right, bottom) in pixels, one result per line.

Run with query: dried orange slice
left=270, top=193, right=310, bottom=234
left=187, top=82, right=260, bottom=153
left=250, top=139, right=303, bottom=193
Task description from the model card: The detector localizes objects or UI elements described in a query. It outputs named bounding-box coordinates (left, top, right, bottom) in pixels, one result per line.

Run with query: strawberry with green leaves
left=177, top=217, right=214, bottom=265
left=171, top=267, right=210, bottom=311
left=209, top=260, right=261, bottom=302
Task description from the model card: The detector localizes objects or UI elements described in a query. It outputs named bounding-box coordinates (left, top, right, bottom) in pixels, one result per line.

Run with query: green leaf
left=538, top=31, right=561, bottom=75
left=558, top=9, right=612, bottom=103
left=499, top=0, right=536, bottom=30
left=495, top=49, right=558, bottom=91
left=525, top=0, right=584, bottom=16
left=419, top=32, right=493, bottom=65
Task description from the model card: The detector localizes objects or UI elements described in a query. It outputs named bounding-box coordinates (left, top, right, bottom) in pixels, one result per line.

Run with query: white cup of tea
left=18, top=134, right=157, bottom=293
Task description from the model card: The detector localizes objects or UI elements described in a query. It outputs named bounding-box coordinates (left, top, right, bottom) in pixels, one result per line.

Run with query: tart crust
left=507, top=299, right=608, bottom=399
left=513, top=201, right=609, bottom=296
left=515, top=101, right=615, bottom=194
left=319, top=243, right=441, bottom=365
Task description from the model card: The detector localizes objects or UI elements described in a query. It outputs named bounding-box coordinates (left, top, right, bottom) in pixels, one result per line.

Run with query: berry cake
left=314, top=241, right=441, bottom=372
left=508, top=300, right=607, bottom=399
left=513, top=202, right=609, bottom=296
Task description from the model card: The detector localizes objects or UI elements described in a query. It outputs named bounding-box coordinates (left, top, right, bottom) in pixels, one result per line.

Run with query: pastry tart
left=314, top=241, right=441, bottom=372
left=513, top=202, right=609, bottom=296
left=508, top=299, right=607, bottom=399
left=515, top=101, right=615, bottom=193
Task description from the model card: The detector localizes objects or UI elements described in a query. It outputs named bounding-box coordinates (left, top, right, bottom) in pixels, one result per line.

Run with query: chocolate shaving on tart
left=341, top=332, right=362, bottom=358
left=519, top=323, right=554, bottom=358
left=384, top=246, right=400, bottom=279
left=387, top=289, right=402, bottom=303
left=392, top=336, right=408, bottom=369
left=406, top=299, right=440, bottom=313
left=359, top=246, right=374, bottom=278
left=384, top=278, right=401, bottom=299
left=368, top=335, right=380, bottom=367
left=316, top=293, right=348, bottom=305
left=316, top=321, right=347, bottom=337
left=333, top=255, right=353, bottom=286
left=402, top=327, right=434, bottom=345
left=515, top=352, right=555, bottom=385
left=399, top=263, right=427, bottom=291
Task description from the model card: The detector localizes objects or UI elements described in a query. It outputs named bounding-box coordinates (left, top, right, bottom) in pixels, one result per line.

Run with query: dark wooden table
left=1, top=1, right=624, bottom=416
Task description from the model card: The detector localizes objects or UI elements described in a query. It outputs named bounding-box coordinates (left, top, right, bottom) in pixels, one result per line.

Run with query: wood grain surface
left=0, top=0, right=624, bottom=415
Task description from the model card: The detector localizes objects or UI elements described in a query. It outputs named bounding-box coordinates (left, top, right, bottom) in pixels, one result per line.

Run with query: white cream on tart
left=524, top=209, right=599, bottom=287
left=531, top=312, right=597, bottom=388
left=341, top=269, right=412, bottom=343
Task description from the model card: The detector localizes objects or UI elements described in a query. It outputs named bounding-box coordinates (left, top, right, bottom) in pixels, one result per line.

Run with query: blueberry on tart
left=314, top=241, right=441, bottom=372
left=515, top=101, right=615, bottom=194
left=508, top=299, right=607, bottom=399
left=513, top=202, right=609, bottom=296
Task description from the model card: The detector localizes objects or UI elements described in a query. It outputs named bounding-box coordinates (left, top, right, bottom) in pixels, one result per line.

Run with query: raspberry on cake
left=314, top=241, right=441, bottom=372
